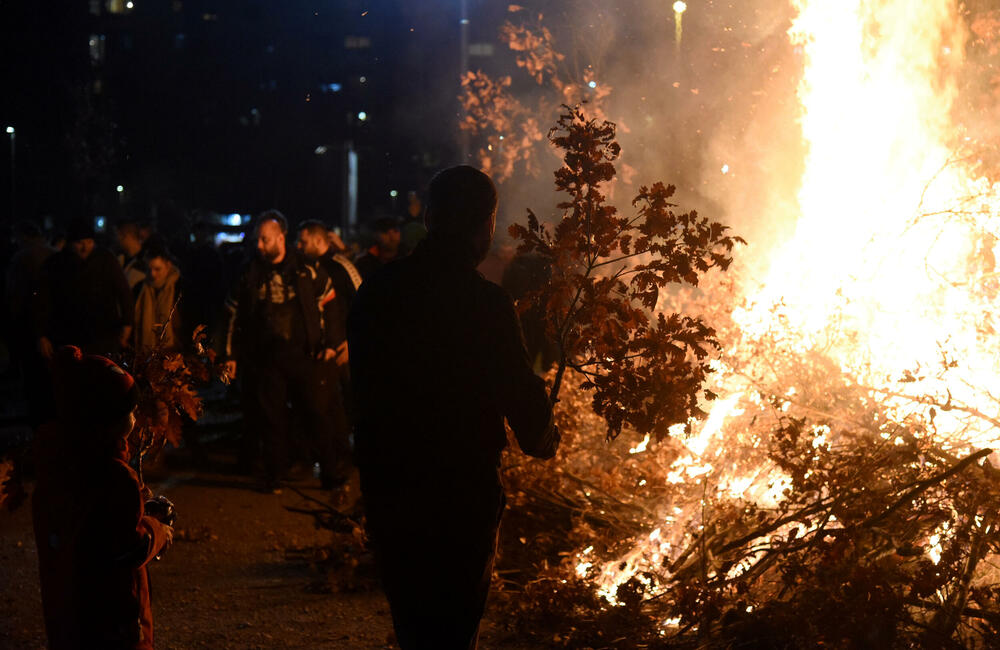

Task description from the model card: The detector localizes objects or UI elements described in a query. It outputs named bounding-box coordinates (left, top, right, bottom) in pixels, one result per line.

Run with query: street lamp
left=5, top=126, right=14, bottom=219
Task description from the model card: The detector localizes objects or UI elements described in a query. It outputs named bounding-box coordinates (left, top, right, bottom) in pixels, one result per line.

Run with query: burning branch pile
left=494, top=282, right=1000, bottom=648
left=488, top=96, right=1000, bottom=645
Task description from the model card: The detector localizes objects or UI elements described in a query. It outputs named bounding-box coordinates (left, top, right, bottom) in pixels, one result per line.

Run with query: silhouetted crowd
left=1, top=166, right=560, bottom=650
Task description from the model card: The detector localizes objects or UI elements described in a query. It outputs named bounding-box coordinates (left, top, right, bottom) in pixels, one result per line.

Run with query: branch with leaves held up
left=509, top=104, right=743, bottom=441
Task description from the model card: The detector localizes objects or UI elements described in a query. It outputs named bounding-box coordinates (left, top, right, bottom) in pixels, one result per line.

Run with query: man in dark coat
left=348, top=166, right=560, bottom=649
left=297, top=219, right=360, bottom=432
left=5, top=221, right=53, bottom=424
left=224, top=210, right=349, bottom=491
left=34, top=217, right=134, bottom=359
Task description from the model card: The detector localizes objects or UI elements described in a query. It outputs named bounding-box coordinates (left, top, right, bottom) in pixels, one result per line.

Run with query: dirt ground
left=0, top=455, right=534, bottom=649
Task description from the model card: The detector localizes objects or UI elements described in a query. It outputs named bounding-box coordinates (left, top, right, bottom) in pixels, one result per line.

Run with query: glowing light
left=116, top=185, right=124, bottom=193
left=126, top=0, right=134, bottom=8
left=628, top=433, right=650, bottom=454
left=357, top=111, right=368, bottom=121
left=224, top=213, right=243, bottom=227
left=314, top=145, right=328, bottom=155
left=5, top=126, right=13, bottom=134
left=389, top=190, right=398, bottom=198
left=588, top=80, right=597, bottom=89
left=673, top=1, right=687, bottom=51
left=576, top=0, right=1000, bottom=609
left=928, top=534, right=942, bottom=564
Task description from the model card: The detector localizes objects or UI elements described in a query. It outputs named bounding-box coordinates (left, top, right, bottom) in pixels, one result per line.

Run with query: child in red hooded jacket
left=32, top=346, right=173, bottom=649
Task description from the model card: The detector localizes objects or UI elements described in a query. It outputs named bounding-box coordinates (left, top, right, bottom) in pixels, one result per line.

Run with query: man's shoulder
left=472, top=273, right=515, bottom=310
left=92, top=246, right=119, bottom=265
left=355, top=255, right=407, bottom=293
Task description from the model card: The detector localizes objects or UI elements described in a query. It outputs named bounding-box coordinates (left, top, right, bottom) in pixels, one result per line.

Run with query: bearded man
left=224, top=210, right=350, bottom=492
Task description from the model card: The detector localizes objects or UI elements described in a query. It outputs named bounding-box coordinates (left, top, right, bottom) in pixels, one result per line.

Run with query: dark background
left=0, top=0, right=515, bottom=234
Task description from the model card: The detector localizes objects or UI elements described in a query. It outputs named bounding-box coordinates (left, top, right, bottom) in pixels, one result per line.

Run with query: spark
left=673, top=2, right=687, bottom=52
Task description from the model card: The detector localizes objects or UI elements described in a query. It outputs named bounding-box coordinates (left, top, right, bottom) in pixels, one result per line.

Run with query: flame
left=581, top=0, right=1000, bottom=603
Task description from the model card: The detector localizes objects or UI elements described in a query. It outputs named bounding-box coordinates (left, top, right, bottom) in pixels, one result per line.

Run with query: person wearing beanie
left=34, top=216, right=134, bottom=360
left=32, top=346, right=173, bottom=650
left=347, top=166, right=560, bottom=649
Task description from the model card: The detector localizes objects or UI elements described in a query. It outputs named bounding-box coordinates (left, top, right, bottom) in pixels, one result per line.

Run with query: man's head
left=255, top=209, right=288, bottom=263
left=424, top=165, right=498, bottom=265
left=296, top=220, right=330, bottom=260
left=67, top=217, right=97, bottom=261
left=145, top=247, right=175, bottom=289
left=116, top=220, right=143, bottom=257
left=12, top=220, right=42, bottom=246
left=372, top=217, right=401, bottom=259
left=406, top=191, right=423, bottom=219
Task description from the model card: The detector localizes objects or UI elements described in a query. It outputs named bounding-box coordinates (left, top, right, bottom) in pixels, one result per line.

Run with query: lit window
left=344, top=36, right=371, bottom=49
left=89, top=34, right=106, bottom=63
left=106, top=0, right=124, bottom=14
left=468, top=43, right=494, bottom=56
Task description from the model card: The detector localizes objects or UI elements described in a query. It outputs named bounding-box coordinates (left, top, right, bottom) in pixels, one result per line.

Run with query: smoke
left=483, top=0, right=999, bottom=283
left=484, top=0, right=806, bottom=281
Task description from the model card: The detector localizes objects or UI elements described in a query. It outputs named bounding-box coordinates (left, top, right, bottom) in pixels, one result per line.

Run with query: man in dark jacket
left=297, top=219, right=359, bottom=430
left=35, top=217, right=134, bottom=359
left=5, top=221, right=53, bottom=424
left=224, top=211, right=349, bottom=491
left=348, top=166, right=560, bottom=649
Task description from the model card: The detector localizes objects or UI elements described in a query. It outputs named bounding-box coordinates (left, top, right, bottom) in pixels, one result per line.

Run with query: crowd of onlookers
left=1, top=200, right=428, bottom=479
left=1, top=166, right=568, bottom=649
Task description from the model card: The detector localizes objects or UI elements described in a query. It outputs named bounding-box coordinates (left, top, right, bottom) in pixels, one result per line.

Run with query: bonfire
left=467, top=1, right=1000, bottom=647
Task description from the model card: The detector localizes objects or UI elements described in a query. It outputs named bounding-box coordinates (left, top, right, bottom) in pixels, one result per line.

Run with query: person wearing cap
left=34, top=216, right=134, bottom=361
left=348, top=165, right=560, bottom=649
left=32, top=346, right=173, bottom=649
left=353, top=216, right=402, bottom=281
